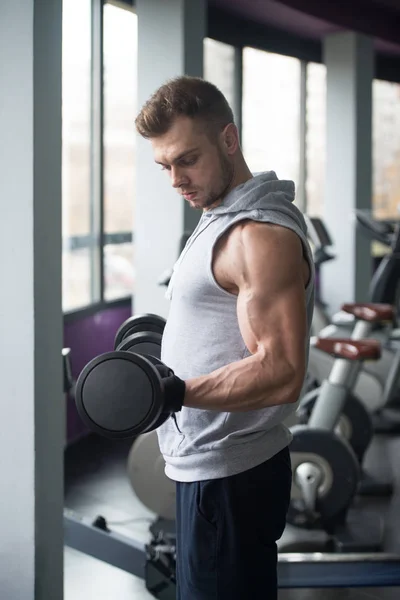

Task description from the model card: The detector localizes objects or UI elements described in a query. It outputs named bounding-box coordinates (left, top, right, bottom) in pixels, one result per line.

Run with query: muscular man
left=135, top=76, right=315, bottom=600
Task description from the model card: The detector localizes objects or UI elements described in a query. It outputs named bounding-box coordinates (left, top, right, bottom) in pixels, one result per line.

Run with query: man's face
left=151, top=116, right=234, bottom=210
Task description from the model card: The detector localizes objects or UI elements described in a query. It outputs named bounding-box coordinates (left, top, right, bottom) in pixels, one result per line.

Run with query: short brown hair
left=135, top=76, right=234, bottom=139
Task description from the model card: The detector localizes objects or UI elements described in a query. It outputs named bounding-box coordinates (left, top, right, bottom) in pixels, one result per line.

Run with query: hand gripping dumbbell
left=75, top=314, right=185, bottom=439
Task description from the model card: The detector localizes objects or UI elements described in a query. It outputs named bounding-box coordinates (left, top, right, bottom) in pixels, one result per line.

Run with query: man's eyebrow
left=155, top=147, right=199, bottom=165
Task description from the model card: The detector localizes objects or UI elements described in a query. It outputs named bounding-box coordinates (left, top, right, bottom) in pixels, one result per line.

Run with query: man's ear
left=221, top=123, right=239, bottom=156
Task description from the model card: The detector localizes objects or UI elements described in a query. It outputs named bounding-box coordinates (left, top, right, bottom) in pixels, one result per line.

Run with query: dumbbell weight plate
left=116, top=334, right=168, bottom=432
left=75, top=351, right=164, bottom=439
left=114, top=314, right=166, bottom=350
left=116, top=331, right=162, bottom=360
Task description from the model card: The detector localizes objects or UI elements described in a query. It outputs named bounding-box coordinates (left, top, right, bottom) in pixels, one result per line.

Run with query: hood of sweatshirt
left=203, top=170, right=306, bottom=234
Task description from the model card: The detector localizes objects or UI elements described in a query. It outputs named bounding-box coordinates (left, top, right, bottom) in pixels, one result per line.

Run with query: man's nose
left=171, top=166, right=188, bottom=189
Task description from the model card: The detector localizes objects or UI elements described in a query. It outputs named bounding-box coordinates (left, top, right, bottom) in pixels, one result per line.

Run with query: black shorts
left=175, top=446, right=292, bottom=600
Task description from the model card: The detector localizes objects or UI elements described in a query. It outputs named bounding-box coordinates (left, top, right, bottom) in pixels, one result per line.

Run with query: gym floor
left=64, top=433, right=400, bottom=600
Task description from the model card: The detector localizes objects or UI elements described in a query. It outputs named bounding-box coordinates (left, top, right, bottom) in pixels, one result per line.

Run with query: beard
left=194, top=150, right=235, bottom=210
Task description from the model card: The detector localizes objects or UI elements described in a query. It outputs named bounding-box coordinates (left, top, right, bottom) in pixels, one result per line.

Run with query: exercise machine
left=298, top=304, right=396, bottom=497
left=306, top=212, right=400, bottom=434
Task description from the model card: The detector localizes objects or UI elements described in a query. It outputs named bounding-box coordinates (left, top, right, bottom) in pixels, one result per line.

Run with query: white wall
left=0, top=1, right=64, bottom=598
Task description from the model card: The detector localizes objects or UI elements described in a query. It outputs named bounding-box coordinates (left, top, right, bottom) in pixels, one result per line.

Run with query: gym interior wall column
left=322, top=32, right=373, bottom=314
left=135, top=0, right=206, bottom=317
left=0, top=1, right=64, bottom=599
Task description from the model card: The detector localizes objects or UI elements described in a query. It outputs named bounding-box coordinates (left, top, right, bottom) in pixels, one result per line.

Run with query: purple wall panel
left=64, top=303, right=132, bottom=444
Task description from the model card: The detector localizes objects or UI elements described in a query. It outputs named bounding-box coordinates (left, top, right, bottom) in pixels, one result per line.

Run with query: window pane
left=242, top=48, right=301, bottom=186
left=104, top=243, right=135, bottom=301
left=373, top=80, right=400, bottom=220
left=103, top=3, right=137, bottom=300
left=204, top=38, right=237, bottom=121
left=62, top=0, right=92, bottom=311
left=306, top=62, right=326, bottom=217
left=63, top=249, right=91, bottom=311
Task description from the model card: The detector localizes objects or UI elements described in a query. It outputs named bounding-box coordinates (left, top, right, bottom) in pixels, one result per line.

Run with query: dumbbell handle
left=144, top=354, right=185, bottom=413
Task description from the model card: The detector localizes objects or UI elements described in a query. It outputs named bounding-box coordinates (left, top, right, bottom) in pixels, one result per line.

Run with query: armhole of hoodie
left=207, top=213, right=315, bottom=301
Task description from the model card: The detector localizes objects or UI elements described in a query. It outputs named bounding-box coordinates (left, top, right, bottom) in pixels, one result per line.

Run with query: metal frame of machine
left=64, top=509, right=400, bottom=591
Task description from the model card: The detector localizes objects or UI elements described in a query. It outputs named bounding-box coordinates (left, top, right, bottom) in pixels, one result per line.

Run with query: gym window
left=62, top=0, right=92, bottom=311
left=103, top=3, right=137, bottom=302
left=305, top=62, right=326, bottom=219
left=304, top=65, right=400, bottom=223
left=62, top=0, right=137, bottom=313
left=204, top=38, right=238, bottom=123
left=242, top=48, right=302, bottom=204
left=373, top=79, right=400, bottom=221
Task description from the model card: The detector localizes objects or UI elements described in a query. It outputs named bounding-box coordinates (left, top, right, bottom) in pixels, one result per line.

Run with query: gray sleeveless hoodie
left=158, top=171, right=315, bottom=482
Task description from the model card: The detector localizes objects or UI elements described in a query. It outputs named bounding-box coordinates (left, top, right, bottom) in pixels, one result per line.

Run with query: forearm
left=183, top=352, right=302, bottom=412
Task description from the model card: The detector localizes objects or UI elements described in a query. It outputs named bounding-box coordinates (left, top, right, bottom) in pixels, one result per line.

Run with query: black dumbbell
left=116, top=331, right=162, bottom=360
left=114, top=314, right=166, bottom=350
left=115, top=330, right=168, bottom=432
left=75, top=350, right=182, bottom=439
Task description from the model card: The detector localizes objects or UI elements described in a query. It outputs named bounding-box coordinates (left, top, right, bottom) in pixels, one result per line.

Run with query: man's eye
left=181, top=156, right=197, bottom=166
left=160, top=165, right=171, bottom=171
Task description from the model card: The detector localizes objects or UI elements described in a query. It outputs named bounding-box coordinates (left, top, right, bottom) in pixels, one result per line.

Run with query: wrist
left=182, top=378, right=194, bottom=408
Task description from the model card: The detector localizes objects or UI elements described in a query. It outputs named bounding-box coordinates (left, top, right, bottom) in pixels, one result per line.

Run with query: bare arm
left=183, top=221, right=310, bottom=412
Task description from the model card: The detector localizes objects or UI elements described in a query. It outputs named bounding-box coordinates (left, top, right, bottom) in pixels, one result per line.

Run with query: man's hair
left=135, top=76, right=234, bottom=140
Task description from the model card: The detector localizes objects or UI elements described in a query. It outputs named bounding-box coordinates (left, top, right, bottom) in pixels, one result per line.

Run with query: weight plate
left=116, top=331, right=162, bottom=360
left=288, top=425, right=360, bottom=532
left=75, top=351, right=164, bottom=439
left=298, top=390, right=373, bottom=462
left=114, top=314, right=166, bottom=350
left=142, top=354, right=164, bottom=368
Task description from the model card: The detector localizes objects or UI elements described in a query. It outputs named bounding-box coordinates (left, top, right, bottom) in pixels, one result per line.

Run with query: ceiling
left=210, top=0, right=400, bottom=57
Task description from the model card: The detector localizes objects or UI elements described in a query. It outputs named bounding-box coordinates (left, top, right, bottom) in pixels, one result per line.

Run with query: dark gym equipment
left=114, top=313, right=166, bottom=350
left=75, top=313, right=178, bottom=439
left=117, top=330, right=163, bottom=359
left=75, top=351, right=168, bottom=439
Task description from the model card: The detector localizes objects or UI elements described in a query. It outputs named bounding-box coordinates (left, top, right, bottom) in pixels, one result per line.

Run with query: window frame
left=64, top=0, right=400, bottom=317
left=63, top=0, right=136, bottom=316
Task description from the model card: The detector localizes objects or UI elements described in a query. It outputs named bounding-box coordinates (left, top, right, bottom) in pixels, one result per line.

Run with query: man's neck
left=223, top=162, right=254, bottom=200
left=232, top=164, right=253, bottom=190
left=204, top=161, right=254, bottom=212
